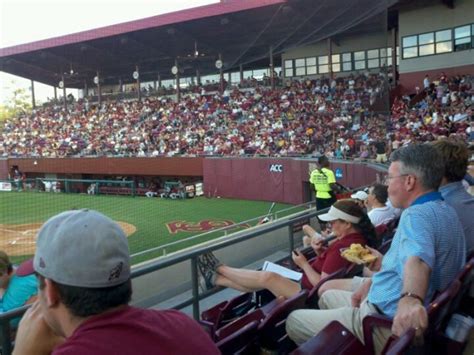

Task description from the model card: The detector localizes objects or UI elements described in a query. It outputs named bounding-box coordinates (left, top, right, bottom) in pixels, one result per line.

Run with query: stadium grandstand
left=0, top=0, right=473, bottom=354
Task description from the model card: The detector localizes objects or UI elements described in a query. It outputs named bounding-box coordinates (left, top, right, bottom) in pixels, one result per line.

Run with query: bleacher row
left=1, top=73, right=471, bottom=159
left=197, top=220, right=474, bottom=354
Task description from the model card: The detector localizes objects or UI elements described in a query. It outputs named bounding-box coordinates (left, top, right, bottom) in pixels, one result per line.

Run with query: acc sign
left=335, top=168, right=343, bottom=180
left=269, top=164, right=283, bottom=172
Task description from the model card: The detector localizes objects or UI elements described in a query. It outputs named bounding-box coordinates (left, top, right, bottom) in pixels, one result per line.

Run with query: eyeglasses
left=383, top=174, right=409, bottom=184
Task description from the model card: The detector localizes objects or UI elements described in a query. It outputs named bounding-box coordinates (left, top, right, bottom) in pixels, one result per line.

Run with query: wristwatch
left=400, top=292, right=424, bottom=304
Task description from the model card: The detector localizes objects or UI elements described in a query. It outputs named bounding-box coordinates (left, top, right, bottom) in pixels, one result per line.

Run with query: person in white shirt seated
left=366, top=183, right=398, bottom=227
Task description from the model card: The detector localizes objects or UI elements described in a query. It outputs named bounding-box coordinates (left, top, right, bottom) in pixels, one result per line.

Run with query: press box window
left=331, top=54, right=341, bottom=72
left=354, top=51, right=366, bottom=70
left=435, top=30, right=452, bottom=54
left=342, top=53, right=352, bottom=71
left=367, top=49, right=379, bottom=68
left=402, top=35, right=418, bottom=58
left=454, top=25, right=471, bottom=51
left=284, top=60, right=293, bottom=77
left=306, top=57, right=317, bottom=75
left=318, top=56, right=329, bottom=74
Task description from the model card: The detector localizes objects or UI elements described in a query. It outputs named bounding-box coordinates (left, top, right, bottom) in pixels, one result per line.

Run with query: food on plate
left=341, top=243, right=377, bottom=264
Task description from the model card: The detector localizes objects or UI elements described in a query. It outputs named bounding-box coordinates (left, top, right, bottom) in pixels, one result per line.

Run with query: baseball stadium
left=0, top=0, right=473, bottom=354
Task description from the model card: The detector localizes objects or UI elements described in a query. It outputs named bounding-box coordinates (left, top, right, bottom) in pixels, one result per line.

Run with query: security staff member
left=310, top=156, right=337, bottom=210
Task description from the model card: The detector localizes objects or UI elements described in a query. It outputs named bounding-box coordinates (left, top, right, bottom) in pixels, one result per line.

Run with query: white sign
left=269, top=164, right=283, bottom=172
left=0, top=182, right=12, bottom=191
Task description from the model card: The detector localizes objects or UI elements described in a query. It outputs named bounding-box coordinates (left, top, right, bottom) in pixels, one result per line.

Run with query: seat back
left=216, top=320, right=260, bottom=355
left=200, top=292, right=255, bottom=336
left=378, top=238, right=393, bottom=255
left=290, top=321, right=369, bottom=355
left=306, top=267, right=348, bottom=307
left=215, top=308, right=265, bottom=341
left=449, top=256, right=474, bottom=313
left=427, top=279, right=461, bottom=333
left=258, top=290, right=308, bottom=351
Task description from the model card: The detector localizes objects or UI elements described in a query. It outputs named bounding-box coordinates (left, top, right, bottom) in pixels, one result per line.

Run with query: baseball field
left=0, top=191, right=299, bottom=265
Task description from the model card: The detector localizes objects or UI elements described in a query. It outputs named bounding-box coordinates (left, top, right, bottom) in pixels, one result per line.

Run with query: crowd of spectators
left=0, top=72, right=471, bottom=159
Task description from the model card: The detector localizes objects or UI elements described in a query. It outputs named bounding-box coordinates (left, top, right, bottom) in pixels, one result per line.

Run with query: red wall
left=204, top=158, right=386, bottom=204
left=2, top=156, right=386, bottom=205
left=399, top=64, right=474, bottom=95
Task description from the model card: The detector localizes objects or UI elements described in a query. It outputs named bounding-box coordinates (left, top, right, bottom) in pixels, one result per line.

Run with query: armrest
left=362, top=313, right=393, bottom=354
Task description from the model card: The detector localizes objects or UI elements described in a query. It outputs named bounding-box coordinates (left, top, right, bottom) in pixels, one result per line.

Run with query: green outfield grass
left=0, top=192, right=300, bottom=264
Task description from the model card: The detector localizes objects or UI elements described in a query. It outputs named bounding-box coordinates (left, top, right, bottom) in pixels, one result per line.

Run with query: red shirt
left=53, top=306, right=219, bottom=355
left=301, top=233, right=367, bottom=290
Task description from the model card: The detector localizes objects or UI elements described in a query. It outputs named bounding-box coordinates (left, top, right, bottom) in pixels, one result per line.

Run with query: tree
left=0, top=85, right=32, bottom=121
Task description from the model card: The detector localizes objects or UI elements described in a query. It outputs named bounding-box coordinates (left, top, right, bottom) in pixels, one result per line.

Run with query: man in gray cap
left=13, top=209, right=219, bottom=355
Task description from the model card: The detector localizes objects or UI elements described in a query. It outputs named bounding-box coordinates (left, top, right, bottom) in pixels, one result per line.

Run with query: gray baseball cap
left=20, top=209, right=130, bottom=288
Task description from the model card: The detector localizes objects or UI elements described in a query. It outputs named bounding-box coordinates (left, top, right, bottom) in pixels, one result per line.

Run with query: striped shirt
left=439, top=181, right=474, bottom=254
left=368, top=192, right=466, bottom=318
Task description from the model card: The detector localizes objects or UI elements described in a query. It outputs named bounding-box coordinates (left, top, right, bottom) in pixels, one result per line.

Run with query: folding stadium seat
left=292, top=280, right=462, bottom=355
left=216, top=320, right=260, bottom=355
left=212, top=291, right=309, bottom=354
left=257, top=290, right=309, bottom=353
left=363, top=279, right=462, bottom=354
left=305, top=267, right=351, bottom=308
left=200, top=293, right=255, bottom=339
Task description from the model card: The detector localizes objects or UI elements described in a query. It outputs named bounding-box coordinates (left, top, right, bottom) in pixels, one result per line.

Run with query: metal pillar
left=328, top=38, right=333, bottom=79
left=391, top=28, right=397, bottom=86
left=136, top=65, right=141, bottom=101
left=30, top=80, right=36, bottom=109
left=175, top=59, right=180, bottom=102
left=97, top=71, right=101, bottom=107
left=62, top=75, right=67, bottom=111
left=269, top=46, right=275, bottom=89
left=239, top=64, right=244, bottom=85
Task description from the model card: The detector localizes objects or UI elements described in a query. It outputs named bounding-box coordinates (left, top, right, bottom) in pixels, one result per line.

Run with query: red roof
left=0, top=0, right=286, bottom=57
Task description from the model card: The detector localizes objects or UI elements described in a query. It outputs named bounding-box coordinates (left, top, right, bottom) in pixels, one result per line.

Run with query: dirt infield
left=0, top=221, right=137, bottom=256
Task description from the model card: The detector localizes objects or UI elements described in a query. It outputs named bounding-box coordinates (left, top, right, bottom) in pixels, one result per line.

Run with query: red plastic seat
left=215, top=320, right=260, bottom=354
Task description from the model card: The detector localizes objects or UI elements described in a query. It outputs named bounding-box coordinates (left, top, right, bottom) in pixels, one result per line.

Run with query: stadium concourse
left=0, top=73, right=472, bottom=158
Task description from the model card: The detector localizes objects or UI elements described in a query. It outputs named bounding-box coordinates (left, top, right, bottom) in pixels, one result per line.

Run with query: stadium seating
left=3, top=73, right=470, bottom=159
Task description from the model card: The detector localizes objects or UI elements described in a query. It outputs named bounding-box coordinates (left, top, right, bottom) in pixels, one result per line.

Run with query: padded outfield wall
left=0, top=157, right=386, bottom=205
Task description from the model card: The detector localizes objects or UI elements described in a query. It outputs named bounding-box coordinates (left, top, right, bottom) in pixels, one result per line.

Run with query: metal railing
left=0, top=202, right=327, bottom=354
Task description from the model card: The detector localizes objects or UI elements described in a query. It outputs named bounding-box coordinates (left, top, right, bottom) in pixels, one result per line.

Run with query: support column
left=97, top=71, right=102, bottom=107
left=196, top=69, right=201, bottom=86
left=219, top=54, right=224, bottom=94
left=158, top=74, right=162, bottom=88
left=84, top=81, right=88, bottom=98
left=391, top=28, right=397, bottom=86
left=269, top=46, right=275, bottom=90
left=136, top=65, right=141, bottom=101
left=30, top=80, right=36, bottom=109
left=54, top=87, right=57, bottom=100
left=119, top=78, right=123, bottom=93
left=175, top=59, right=180, bottom=102
left=239, top=64, right=244, bottom=85
left=328, top=38, right=333, bottom=79
left=62, top=75, right=67, bottom=111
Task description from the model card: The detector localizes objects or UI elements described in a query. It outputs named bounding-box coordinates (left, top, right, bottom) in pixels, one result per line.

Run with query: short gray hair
left=390, top=144, right=444, bottom=191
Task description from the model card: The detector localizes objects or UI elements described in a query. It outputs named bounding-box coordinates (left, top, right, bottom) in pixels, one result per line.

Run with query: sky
left=0, top=0, right=218, bottom=105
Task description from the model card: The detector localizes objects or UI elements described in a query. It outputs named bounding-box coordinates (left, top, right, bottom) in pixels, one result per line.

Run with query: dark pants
left=316, top=196, right=336, bottom=211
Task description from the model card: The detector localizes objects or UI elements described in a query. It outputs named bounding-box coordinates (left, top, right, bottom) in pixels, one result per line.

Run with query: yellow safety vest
left=310, top=167, right=336, bottom=199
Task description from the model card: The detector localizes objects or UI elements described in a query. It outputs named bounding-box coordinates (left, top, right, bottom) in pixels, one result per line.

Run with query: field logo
left=269, top=164, right=283, bottom=172
left=167, top=220, right=249, bottom=234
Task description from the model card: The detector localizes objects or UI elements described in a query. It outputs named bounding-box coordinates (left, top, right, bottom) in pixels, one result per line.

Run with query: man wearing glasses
left=286, top=144, right=466, bottom=353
